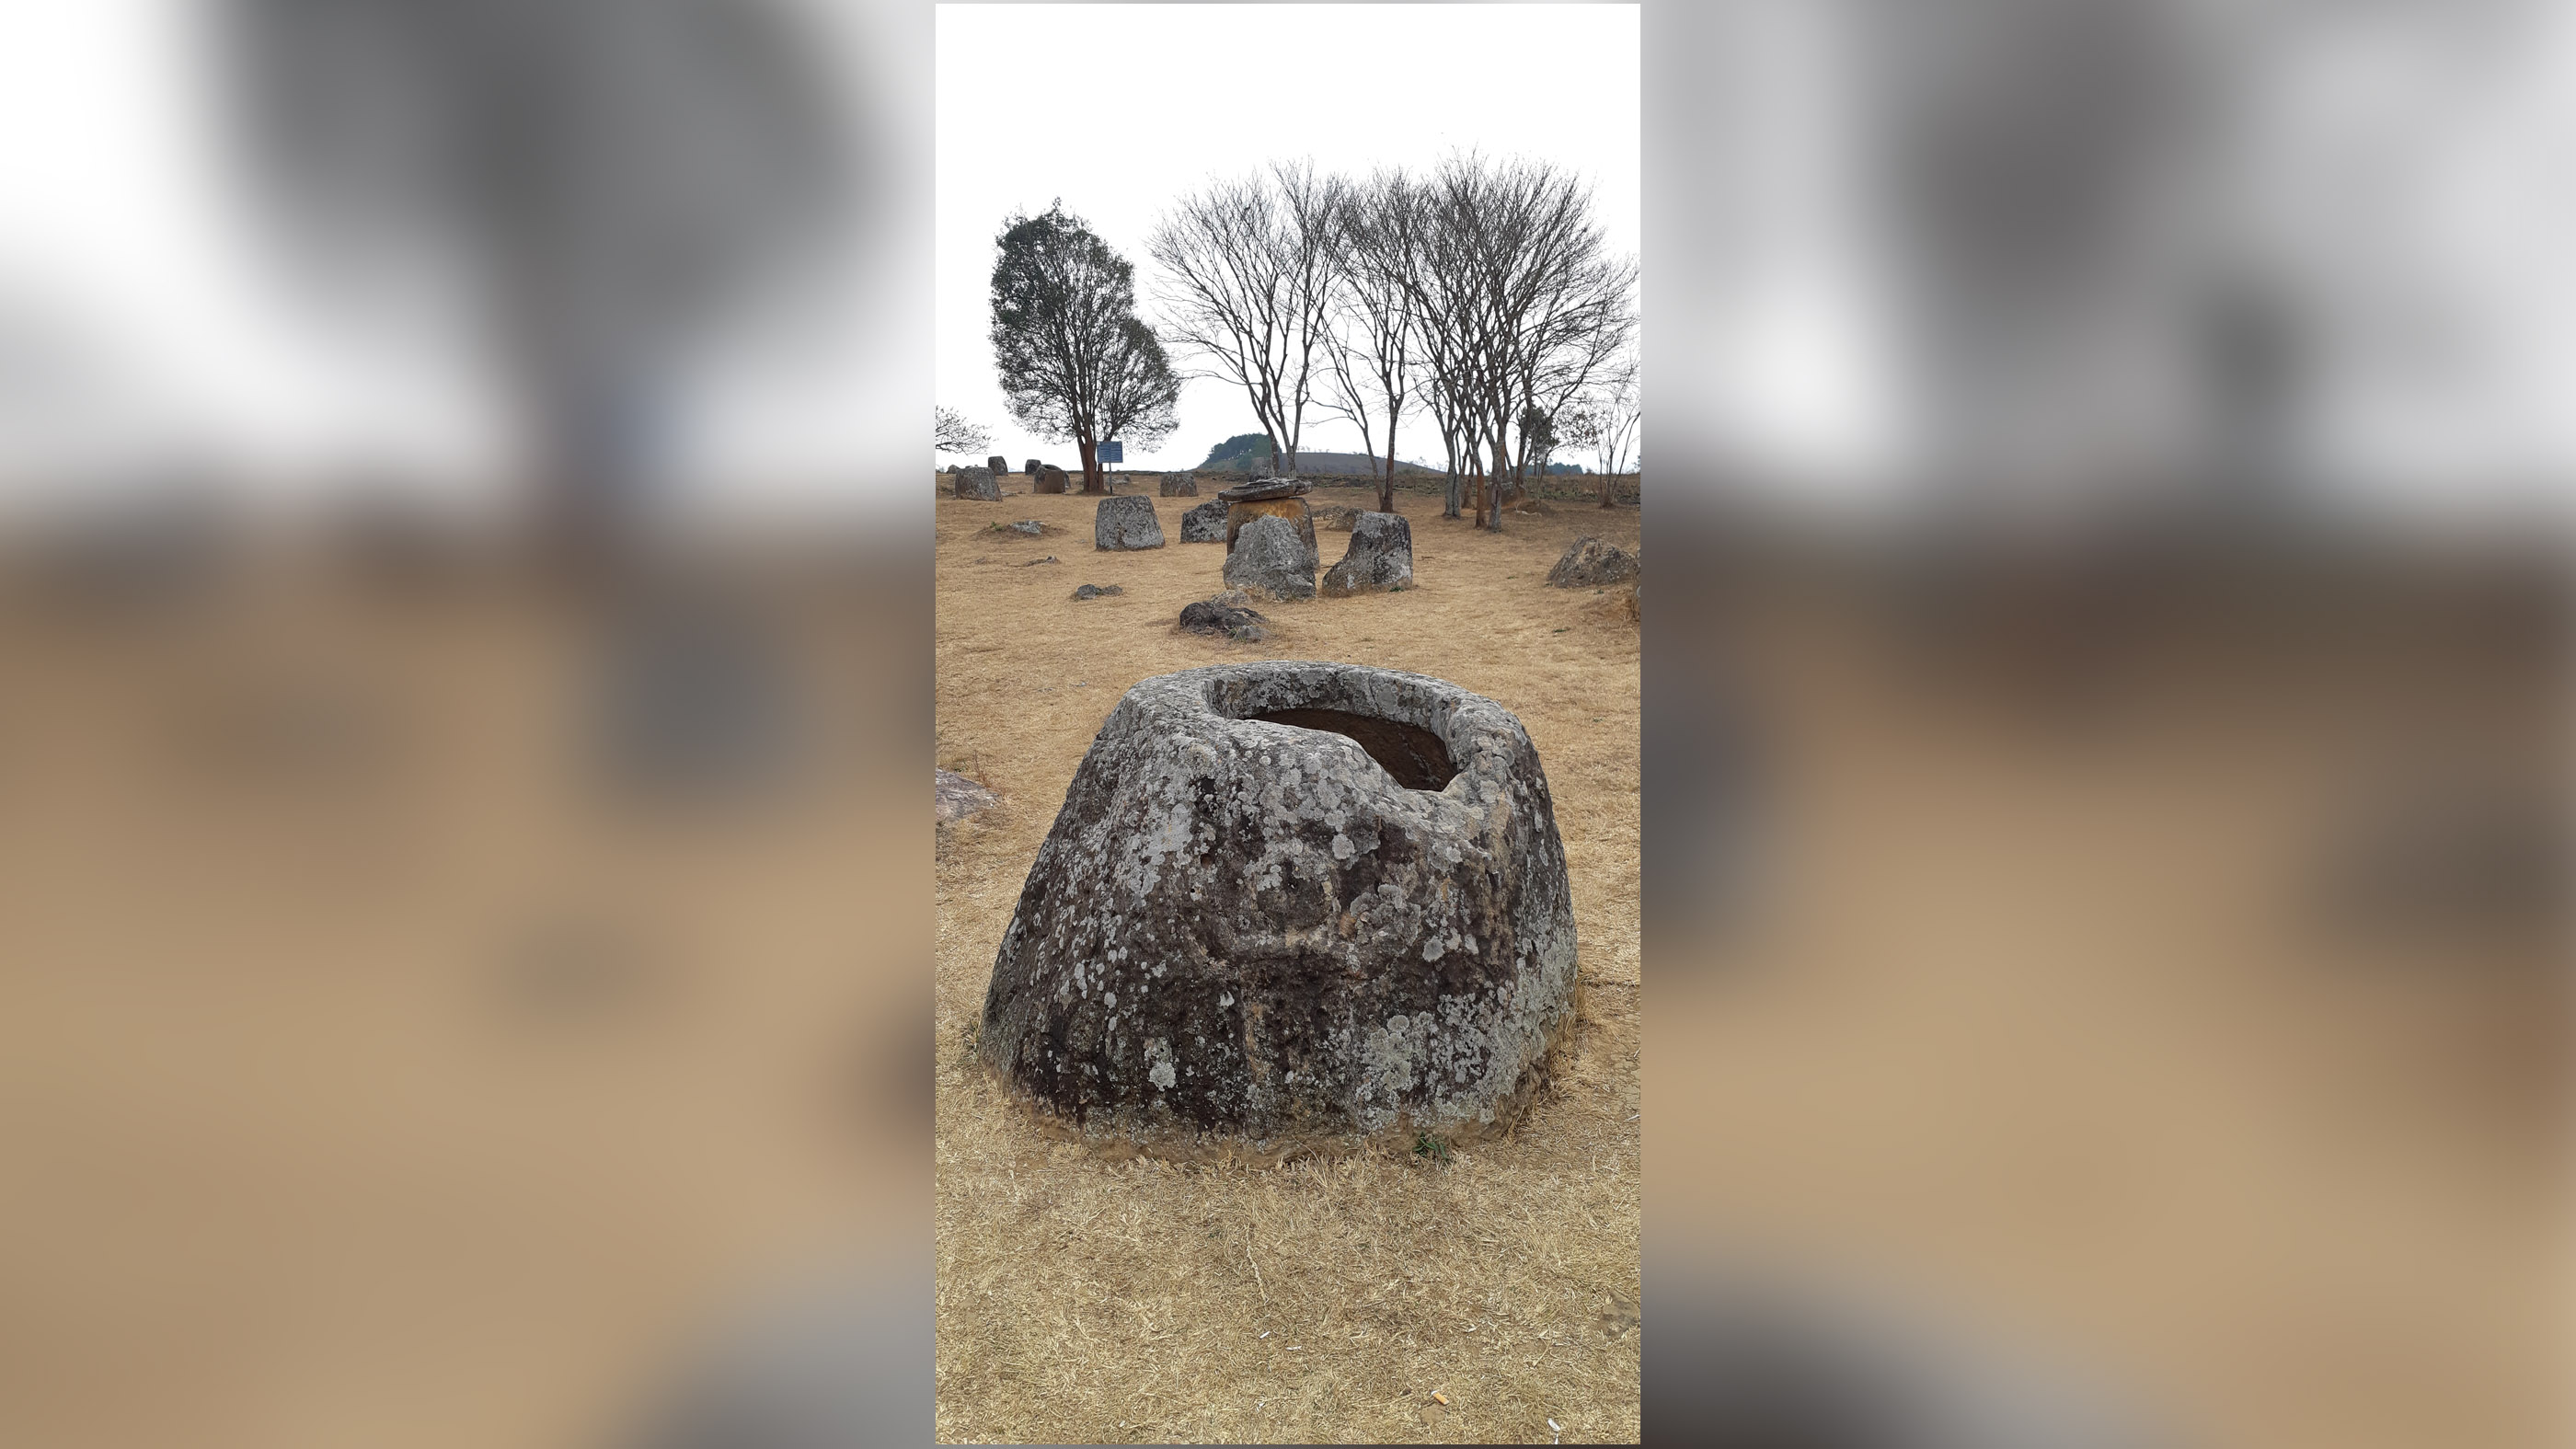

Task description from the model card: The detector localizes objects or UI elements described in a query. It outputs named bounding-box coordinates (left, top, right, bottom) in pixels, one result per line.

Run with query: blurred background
left=1648, top=1, right=2566, bottom=1445
left=0, top=1, right=930, bottom=1445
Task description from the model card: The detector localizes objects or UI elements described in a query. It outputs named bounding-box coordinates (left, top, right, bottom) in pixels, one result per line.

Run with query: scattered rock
left=985, top=455, right=1009, bottom=476
left=1179, top=499, right=1229, bottom=542
left=936, top=768, right=996, bottom=823
left=976, top=661, right=1579, bottom=1147
left=1320, top=512, right=1415, bottom=597
left=952, top=466, right=1000, bottom=501
left=1224, top=513, right=1317, bottom=600
left=993, top=519, right=1049, bottom=536
left=1178, top=596, right=1269, bottom=637
left=1313, top=503, right=1362, bottom=531
left=1024, top=458, right=1043, bottom=477
left=1546, top=536, right=1639, bottom=588
left=1093, top=495, right=1166, bottom=550
left=1071, top=583, right=1124, bottom=600
left=1160, top=471, right=1199, bottom=497
left=1034, top=466, right=1070, bottom=494
left=1022, top=556, right=1059, bottom=566
left=1217, top=477, right=1312, bottom=503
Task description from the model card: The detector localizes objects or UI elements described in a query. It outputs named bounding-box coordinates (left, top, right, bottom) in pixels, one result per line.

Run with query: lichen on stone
left=978, top=661, right=1578, bottom=1153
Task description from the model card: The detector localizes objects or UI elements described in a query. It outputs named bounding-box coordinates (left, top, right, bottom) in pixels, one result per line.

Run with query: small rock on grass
left=1022, top=556, right=1059, bottom=566
left=1178, top=596, right=1268, bottom=638
left=935, top=768, right=995, bottom=822
left=1546, top=536, right=1639, bottom=587
left=1070, top=583, right=1123, bottom=600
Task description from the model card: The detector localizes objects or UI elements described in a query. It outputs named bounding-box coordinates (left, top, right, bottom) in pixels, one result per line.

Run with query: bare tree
left=1333, top=171, right=1421, bottom=512
left=1562, top=360, right=1640, bottom=507
left=935, top=405, right=994, bottom=457
left=1315, top=318, right=1381, bottom=485
left=1371, top=165, right=1481, bottom=519
left=1149, top=160, right=1344, bottom=474
left=1398, top=154, right=1635, bottom=530
left=990, top=202, right=1176, bottom=492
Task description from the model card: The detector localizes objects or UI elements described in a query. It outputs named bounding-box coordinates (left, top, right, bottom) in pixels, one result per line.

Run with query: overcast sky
left=936, top=4, right=1639, bottom=474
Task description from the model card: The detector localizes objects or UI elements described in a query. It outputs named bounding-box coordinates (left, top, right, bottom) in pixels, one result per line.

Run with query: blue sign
left=1098, top=440, right=1124, bottom=465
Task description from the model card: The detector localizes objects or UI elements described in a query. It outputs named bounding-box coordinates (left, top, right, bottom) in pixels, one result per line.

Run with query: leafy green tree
left=990, top=202, right=1176, bottom=491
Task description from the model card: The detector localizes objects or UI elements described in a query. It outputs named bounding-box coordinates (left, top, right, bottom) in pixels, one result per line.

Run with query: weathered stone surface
left=1217, top=477, right=1311, bottom=503
left=1224, top=498, right=1316, bottom=554
left=1546, top=536, right=1639, bottom=588
left=1179, top=499, right=1229, bottom=542
left=978, top=661, right=1578, bottom=1149
left=1224, top=513, right=1316, bottom=601
left=952, top=466, right=1000, bottom=501
left=1093, top=495, right=1166, bottom=550
left=1313, top=503, right=1362, bottom=531
left=1025, top=458, right=1044, bottom=476
left=936, top=768, right=996, bottom=823
left=986, top=455, right=1009, bottom=476
left=994, top=519, right=1050, bottom=536
left=1321, top=512, right=1415, bottom=597
left=1022, top=555, right=1059, bottom=566
left=1071, top=583, right=1124, bottom=600
left=1034, top=466, right=1071, bottom=494
left=1160, top=472, right=1199, bottom=497
left=1178, top=594, right=1268, bottom=638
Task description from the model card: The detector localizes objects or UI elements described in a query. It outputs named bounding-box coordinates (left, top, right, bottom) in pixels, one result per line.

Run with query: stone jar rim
left=1119, top=661, right=1528, bottom=805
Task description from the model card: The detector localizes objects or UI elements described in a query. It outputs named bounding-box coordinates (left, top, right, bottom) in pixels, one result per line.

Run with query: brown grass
left=935, top=483, right=1642, bottom=1444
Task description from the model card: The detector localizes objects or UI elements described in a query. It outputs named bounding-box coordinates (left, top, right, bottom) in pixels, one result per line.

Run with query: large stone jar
left=978, top=661, right=1578, bottom=1152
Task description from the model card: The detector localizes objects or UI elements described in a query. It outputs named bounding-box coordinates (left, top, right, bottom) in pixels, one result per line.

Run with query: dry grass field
left=934, top=478, right=1643, bottom=1444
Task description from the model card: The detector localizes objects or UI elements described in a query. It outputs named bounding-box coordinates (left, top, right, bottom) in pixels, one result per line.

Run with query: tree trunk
left=1441, top=429, right=1461, bottom=518
left=1378, top=420, right=1398, bottom=513
left=1599, top=466, right=1615, bottom=508
left=1079, top=437, right=1104, bottom=493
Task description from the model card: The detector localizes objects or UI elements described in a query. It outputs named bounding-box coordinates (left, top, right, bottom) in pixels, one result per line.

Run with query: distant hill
left=1198, top=432, right=1271, bottom=469
left=1287, top=450, right=1441, bottom=475
left=1193, top=432, right=1437, bottom=474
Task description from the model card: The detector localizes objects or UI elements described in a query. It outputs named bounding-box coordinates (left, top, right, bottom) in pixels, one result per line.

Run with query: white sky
left=936, top=4, right=1640, bottom=474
